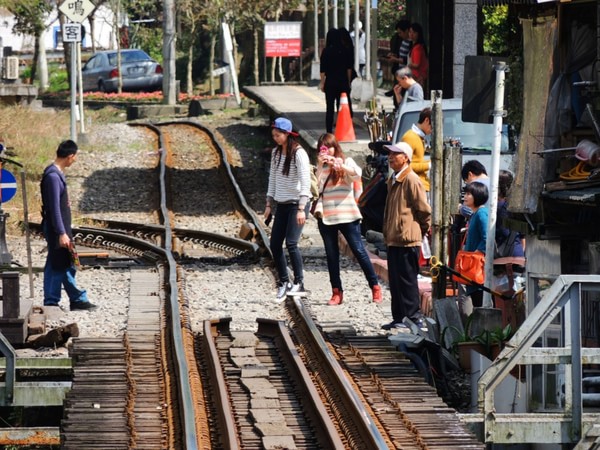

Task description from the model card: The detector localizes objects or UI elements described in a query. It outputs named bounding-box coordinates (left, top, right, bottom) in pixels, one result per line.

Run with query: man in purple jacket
left=41, top=140, right=96, bottom=310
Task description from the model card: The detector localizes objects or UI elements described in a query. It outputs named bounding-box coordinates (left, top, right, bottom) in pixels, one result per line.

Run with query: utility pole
left=483, top=62, right=509, bottom=308
left=162, top=0, right=176, bottom=105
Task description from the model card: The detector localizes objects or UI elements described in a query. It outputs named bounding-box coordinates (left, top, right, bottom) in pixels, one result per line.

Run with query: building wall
left=454, top=0, right=478, bottom=98
left=0, top=6, right=115, bottom=53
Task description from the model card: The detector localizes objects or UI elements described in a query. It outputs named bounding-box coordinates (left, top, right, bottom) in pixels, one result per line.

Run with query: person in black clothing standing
left=41, top=140, right=96, bottom=310
left=320, top=28, right=354, bottom=133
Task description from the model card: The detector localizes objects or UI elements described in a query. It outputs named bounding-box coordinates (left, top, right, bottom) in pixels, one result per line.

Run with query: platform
left=243, top=84, right=394, bottom=161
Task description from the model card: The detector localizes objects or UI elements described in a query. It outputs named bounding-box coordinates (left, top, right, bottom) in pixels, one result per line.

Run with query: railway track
left=17, top=119, right=481, bottom=448
left=59, top=120, right=269, bottom=449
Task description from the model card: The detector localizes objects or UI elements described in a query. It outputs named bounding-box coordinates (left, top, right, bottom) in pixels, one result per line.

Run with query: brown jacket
left=383, top=167, right=431, bottom=247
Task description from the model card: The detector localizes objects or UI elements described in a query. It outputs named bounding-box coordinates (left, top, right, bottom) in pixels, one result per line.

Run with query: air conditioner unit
left=2, top=57, right=19, bottom=80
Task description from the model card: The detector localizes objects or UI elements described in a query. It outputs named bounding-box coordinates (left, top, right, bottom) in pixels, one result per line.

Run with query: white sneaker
left=288, top=283, right=306, bottom=296
left=276, top=282, right=292, bottom=302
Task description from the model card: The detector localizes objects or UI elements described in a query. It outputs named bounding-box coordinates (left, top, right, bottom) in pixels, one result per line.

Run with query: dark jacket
left=41, top=164, right=73, bottom=269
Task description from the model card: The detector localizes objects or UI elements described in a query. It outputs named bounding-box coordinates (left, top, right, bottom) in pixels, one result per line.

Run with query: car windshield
left=107, top=50, right=150, bottom=66
left=397, top=109, right=512, bottom=153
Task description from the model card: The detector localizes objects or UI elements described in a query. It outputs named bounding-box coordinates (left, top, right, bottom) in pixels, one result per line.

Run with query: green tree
left=481, top=5, right=523, bottom=132
left=377, top=0, right=407, bottom=39
left=0, top=0, right=53, bottom=83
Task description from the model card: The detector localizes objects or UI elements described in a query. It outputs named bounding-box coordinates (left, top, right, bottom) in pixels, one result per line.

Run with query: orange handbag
left=452, top=250, right=485, bottom=285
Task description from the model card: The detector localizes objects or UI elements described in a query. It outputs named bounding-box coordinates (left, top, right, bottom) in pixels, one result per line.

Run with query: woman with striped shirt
left=264, top=118, right=312, bottom=301
left=314, top=133, right=382, bottom=305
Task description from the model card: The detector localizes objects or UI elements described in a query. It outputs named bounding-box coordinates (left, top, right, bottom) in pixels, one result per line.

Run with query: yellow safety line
left=289, top=85, right=326, bottom=105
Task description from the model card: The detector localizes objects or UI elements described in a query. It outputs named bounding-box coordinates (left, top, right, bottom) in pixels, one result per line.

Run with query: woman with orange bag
left=458, top=181, right=489, bottom=319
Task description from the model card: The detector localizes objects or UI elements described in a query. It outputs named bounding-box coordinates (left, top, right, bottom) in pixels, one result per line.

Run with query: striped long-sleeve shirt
left=319, top=157, right=362, bottom=225
left=267, top=146, right=311, bottom=207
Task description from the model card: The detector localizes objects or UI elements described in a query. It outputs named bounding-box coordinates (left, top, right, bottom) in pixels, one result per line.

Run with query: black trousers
left=387, top=245, right=422, bottom=323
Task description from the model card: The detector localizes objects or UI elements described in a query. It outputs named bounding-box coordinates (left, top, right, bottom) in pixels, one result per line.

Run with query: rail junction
left=0, top=103, right=596, bottom=449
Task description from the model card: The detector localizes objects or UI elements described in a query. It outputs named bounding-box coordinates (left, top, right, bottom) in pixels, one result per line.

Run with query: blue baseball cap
left=272, top=117, right=298, bottom=136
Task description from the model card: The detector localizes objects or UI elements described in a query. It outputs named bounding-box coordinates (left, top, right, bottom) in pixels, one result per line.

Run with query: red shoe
left=372, top=285, right=382, bottom=303
left=328, top=288, right=343, bottom=306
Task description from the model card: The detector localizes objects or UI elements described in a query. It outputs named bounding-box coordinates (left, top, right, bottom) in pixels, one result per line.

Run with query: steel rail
left=199, top=319, right=241, bottom=450
left=256, top=318, right=346, bottom=449
left=288, top=296, right=389, bottom=449
left=151, top=125, right=199, bottom=449
left=76, top=219, right=259, bottom=256
left=154, top=120, right=273, bottom=258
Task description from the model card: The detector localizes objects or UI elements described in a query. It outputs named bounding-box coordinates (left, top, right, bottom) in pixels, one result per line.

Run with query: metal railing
left=461, top=275, right=600, bottom=447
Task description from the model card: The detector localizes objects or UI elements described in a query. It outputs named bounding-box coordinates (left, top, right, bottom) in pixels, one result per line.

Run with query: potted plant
left=443, top=318, right=513, bottom=372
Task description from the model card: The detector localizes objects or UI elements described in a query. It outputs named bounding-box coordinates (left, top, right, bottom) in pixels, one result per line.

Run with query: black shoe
left=413, top=318, right=428, bottom=331
left=70, top=301, right=97, bottom=311
left=384, top=89, right=394, bottom=97
left=381, top=321, right=407, bottom=331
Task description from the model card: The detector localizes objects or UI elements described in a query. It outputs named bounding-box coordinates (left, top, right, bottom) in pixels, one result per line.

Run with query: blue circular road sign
left=0, top=169, right=17, bottom=203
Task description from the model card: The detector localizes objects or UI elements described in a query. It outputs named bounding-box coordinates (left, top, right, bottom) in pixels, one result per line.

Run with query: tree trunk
left=186, top=42, right=193, bottom=96
left=209, top=35, right=216, bottom=96
left=88, top=15, right=96, bottom=53
left=278, top=56, right=284, bottom=82
left=270, top=57, right=275, bottom=82
left=31, top=35, right=39, bottom=81
left=38, top=30, right=49, bottom=92
left=59, top=14, right=72, bottom=88
left=253, top=26, right=259, bottom=85
left=162, top=0, right=177, bottom=104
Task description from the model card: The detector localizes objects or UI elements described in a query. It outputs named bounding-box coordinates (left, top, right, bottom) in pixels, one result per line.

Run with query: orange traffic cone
left=335, top=93, right=356, bottom=142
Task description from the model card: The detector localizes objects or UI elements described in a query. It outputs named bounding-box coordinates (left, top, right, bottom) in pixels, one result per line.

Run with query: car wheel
left=98, top=81, right=106, bottom=93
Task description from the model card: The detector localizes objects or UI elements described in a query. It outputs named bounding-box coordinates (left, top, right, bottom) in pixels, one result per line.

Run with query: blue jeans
left=43, top=260, right=88, bottom=306
left=317, top=219, right=378, bottom=290
left=270, top=203, right=308, bottom=285
left=43, top=222, right=88, bottom=306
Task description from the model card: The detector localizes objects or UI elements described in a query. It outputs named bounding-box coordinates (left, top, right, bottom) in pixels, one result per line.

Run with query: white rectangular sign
left=62, top=22, right=82, bottom=43
left=264, top=22, right=302, bottom=40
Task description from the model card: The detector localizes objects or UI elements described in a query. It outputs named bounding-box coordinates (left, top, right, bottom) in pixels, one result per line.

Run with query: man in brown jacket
left=381, top=142, right=431, bottom=330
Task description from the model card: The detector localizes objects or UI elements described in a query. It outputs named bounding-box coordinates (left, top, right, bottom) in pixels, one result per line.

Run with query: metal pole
left=333, top=0, right=338, bottom=28
left=77, top=42, right=85, bottom=135
left=365, top=0, right=371, bottom=81
left=370, top=0, right=378, bottom=88
left=324, top=0, right=329, bottom=34
left=354, top=0, right=359, bottom=75
left=483, top=61, right=507, bottom=308
left=344, top=0, right=349, bottom=30
left=20, top=170, right=33, bottom=298
left=311, top=0, right=320, bottom=80
left=430, top=91, right=444, bottom=299
left=314, top=0, right=319, bottom=62
left=70, top=41, right=77, bottom=142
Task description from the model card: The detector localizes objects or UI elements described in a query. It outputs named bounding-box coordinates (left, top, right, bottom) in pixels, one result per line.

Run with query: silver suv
left=391, top=98, right=516, bottom=172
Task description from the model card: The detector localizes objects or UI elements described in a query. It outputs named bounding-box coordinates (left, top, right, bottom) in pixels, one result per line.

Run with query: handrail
left=0, top=332, right=15, bottom=404
left=476, top=274, right=600, bottom=444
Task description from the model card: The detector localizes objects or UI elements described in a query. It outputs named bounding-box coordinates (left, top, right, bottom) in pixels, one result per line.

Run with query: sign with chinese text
left=264, top=22, right=302, bottom=58
left=59, top=0, right=94, bottom=23
left=62, top=23, right=82, bottom=43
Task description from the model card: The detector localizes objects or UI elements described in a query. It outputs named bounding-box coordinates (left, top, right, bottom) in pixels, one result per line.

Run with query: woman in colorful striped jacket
left=314, top=133, right=382, bottom=306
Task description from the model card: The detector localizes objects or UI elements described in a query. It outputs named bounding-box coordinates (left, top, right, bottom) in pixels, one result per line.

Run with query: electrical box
left=2, top=56, right=19, bottom=80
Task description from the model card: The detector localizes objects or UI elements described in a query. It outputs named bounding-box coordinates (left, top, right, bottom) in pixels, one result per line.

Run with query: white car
left=391, top=98, right=517, bottom=172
